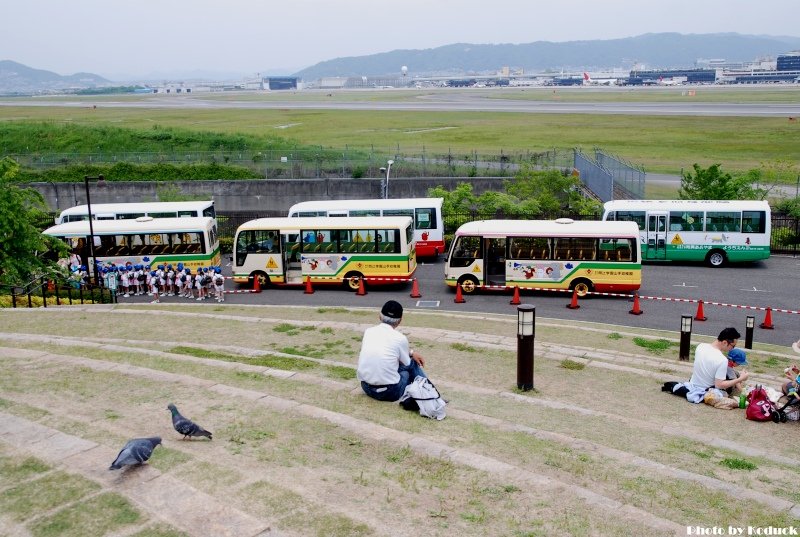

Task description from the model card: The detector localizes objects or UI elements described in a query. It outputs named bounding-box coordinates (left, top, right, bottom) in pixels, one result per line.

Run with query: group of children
left=98, top=262, right=227, bottom=303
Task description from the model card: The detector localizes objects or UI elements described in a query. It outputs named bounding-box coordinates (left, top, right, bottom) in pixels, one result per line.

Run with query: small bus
left=445, top=219, right=642, bottom=296
left=233, top=216, right=417, bottom=290
left=287, top=198, right=444, bottom=257
left=602, top=200, right=771, bottom=267
left=43, top=217, right=221, bottom=275
left=55, top=201, right=216, bottom=224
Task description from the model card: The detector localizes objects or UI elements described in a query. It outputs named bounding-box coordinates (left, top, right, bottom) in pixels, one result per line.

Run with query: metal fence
left=594, top=149, right=646, bottom=199
left=1, top=276, right=117, bottom=308
left=10, top=148, right=575, bottom=180
left=574, top=150, right=614, bottom=202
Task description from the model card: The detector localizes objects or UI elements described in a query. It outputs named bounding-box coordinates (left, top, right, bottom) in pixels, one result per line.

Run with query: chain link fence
left=9, top=148, right=575, bottom=179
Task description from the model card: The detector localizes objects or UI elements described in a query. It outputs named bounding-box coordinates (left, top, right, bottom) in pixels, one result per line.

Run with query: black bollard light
left=517, top=304, right=535, bottom=391
left=679, top=315, right=693, bottom=361
left=745, top=315, right=755, bottom=349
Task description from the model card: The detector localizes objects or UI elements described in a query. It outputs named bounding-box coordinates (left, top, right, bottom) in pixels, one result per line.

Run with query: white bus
left=602, top=200, right=771, bottom=267
left=43, top=217, right=221, bottom=274
left=287, top=198, right=444, bottom=258
left=55, top=201, right=216, bottom=224
left=445, top=219, right=642, bottom=296
left=233, top=216, right=416, bottom=290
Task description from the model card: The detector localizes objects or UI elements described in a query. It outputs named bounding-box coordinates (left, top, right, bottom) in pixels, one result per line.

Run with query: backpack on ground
left=746, top=385, right=784, bottom=422
left=399, top=376, right=446, bottom=420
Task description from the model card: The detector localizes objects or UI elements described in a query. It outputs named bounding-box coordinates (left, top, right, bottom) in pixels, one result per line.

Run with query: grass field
left=2, top=86, right=799, bottom=174
left=1, top=304, right=799, bottom=536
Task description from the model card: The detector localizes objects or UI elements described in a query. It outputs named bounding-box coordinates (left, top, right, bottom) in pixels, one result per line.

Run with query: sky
left=4, top=0, right=799, bottom=80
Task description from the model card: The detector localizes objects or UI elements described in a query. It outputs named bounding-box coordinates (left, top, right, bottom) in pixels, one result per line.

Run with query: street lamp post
left=516, top=304, right=536, bottom=391
left=679, top=315, right=693, bottom=361
left=83, top=175, right=106, bottom=286
left=745, top=316, right=755, bottom=349
left=379, top=159, right=394, bottom=199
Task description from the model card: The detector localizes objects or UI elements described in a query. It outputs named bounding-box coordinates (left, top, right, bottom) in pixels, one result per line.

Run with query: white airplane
left=582, top=72, right=617, bottom=86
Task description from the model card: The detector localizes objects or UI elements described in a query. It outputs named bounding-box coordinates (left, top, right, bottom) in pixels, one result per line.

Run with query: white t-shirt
left=356, top=322, right=411, bottom=386
left=689, top=342, right=727, bottom=389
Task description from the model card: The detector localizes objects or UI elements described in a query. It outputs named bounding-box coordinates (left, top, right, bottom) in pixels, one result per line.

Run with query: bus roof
left=57, top=201, right=214, bottom=217
left=237, top=216, right=414, bottom=233
left=288, top=198, right=443, bottom=213
left=603, top=200, right=770, bottom=212
left=43, top=217, right=216, bottom=237
left=454, top=219, right=640, bottom=237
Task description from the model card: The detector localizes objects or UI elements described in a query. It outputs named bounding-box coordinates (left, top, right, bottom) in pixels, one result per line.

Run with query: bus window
left=350, top=210, right=381, bottom=217
left=669, top=211, right=702, bottom=231
left=117, top=213, right=146, bottom=220
left=572, top=238, right=596, bottom=260
left=610, top=210, right=645, bottom=230
left=413, top=208, right=434, bottom=230
left=742, top=211, right=765, bottom=233
left=706, top=212, right=740, bottom=232
left=384, top=208, right=414, bottom=219
left=177, top=210, right=195, bottom=218
left=150, top=212, right=178, bottom=219
left=450, top=236, right=481, bottom=267
left=376, top=229, right=398, bottom=253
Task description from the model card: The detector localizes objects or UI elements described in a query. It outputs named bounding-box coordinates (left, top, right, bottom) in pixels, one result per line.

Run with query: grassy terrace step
left=1, top=305, right=799, bottom=535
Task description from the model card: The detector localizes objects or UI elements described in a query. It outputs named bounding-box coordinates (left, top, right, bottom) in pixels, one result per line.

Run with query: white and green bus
left=602, top=200, right=771, bottom=267
left=233, top=216, right=417, bottom=290
left=445, top=219, right=642, bottom=296
left=43, top=216, right=221, bottom=274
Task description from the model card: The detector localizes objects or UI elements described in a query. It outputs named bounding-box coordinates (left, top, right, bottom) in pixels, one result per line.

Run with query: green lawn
left=1, top=86, right=799, bottom=174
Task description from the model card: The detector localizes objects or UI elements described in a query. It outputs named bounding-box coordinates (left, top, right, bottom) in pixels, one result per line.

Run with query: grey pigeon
left=167, top=403, right=212, bottom=440
left=109, top=437, right=161, bottom=470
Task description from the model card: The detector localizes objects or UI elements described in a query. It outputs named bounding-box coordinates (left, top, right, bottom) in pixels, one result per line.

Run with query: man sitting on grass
left=672, top=327, right=750, bottom=409
left=356, top=300, right=427, bottom=402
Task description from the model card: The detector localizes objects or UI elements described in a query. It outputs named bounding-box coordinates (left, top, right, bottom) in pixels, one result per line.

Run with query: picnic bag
left=746, top=385, right=776, bottom=422
left=399, top=377, right=447, bottom=420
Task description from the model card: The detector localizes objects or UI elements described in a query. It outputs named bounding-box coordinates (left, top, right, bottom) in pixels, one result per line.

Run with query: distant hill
left=294, top=33, right=800, bottom=79
left=0, top=60, right=109, bottom=95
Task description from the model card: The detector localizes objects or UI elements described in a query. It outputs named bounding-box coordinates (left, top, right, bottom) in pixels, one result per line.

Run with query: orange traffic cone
left=694, top=300, right=707, bottom=321
left=253, top=275, right=261, bottom=293
left=454, top=283, right=466, bottom=303
left=357, top=277, right=367, bottom=296
left=628, top=293, right=643, bottom=315
left=566, top=288, right=580, bottom=309
left=304, top=275, right=314, bottom=294
left=409, top=278, right=421, bottom=298
left=509, top=285, right=521, bottom=305
left=759, top=307, right=774, bottom=329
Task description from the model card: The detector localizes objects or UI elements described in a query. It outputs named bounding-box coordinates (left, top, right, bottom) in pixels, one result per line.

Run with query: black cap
left=381, top=300, right=403, bottom=319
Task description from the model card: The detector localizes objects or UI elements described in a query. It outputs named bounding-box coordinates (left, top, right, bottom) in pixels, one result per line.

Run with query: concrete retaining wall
left=30, top=178, right=509, bottom=213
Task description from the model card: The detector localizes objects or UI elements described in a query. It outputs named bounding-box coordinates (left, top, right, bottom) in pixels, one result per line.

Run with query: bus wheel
left=252, top=271, right=269, bottom=287
left=570, top=279, right=593, bottom=298
left=706, top=250, right=727, bottom=268
left=457, top=275, right=479, bottom=294
left=344, top=272, right=364, bottom=292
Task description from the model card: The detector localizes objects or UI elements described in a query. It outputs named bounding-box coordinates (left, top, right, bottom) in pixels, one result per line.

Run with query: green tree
left=0, top=157, right=67, bottom=286
left=678, top=163, right=760, bottom=200
left=506, top=167, right=599, bottom=216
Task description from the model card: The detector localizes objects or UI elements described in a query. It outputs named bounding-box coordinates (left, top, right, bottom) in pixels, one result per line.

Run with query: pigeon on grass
left=167, top=403, right=213, bottom=440
left=109, top=437, right=161, bottom=470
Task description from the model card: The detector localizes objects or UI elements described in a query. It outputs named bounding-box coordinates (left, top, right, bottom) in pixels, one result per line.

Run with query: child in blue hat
left=725, top=348, right=748, bottom=396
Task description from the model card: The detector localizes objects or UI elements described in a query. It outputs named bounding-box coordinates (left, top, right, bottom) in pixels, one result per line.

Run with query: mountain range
left=294, top=32, right=800, bottom=79
left=0, top=60, right=109, bottom=95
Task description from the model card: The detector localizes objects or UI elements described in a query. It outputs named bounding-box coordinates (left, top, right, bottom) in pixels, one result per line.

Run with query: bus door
left=486, top=237, right=506, bottom=285
left=282, top=232, right=302, bottom=284
left=646, top=212, right=667, bottom=260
